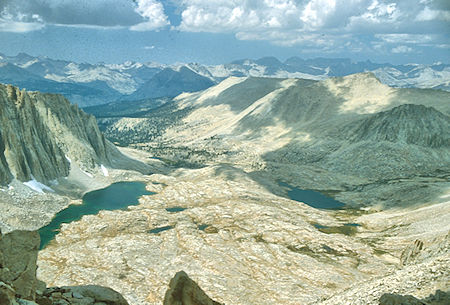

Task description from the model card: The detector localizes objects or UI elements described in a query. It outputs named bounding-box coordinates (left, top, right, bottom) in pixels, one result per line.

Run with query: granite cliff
left=0, top=84, right=113, bottom=185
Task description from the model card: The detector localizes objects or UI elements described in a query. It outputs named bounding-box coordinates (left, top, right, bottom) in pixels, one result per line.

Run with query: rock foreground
left=0, top=229, right=129, bottom=305
left=163, top=271, right=223, bottom=305
left=0, top=229, right=219, bottom=305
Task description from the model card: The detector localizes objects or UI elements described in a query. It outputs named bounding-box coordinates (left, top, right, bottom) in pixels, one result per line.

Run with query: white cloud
left=300, top=0, right=337, bottom=29
left=130, top=0, right=169, bottom=31
left=0, top=0, right=448, bottom=56
left=0, top=11, right=44, bottom=32
left=0, top=0, right=169, bottom=32
left=178, top=0, right=303, bottom=33
left=174, top=0, right=449, bottom=51
left=391, top=45, right=413, bottom=53
left=375, top=33, right=434, bottom=44
left=416, top=6, right=450, bottom=21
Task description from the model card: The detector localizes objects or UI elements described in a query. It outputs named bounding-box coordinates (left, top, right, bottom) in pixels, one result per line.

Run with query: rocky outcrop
left=164, top=271, right=222, bottom=305
left=0, top=229, right=129, bottom=305
left=0, top=84, right=115, bottom=185
left=379, top=293, right=425, bottom=305
left=379, top=290, right=450, bottom=305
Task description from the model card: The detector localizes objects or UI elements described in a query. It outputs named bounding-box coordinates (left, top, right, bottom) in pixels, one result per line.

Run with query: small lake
left=312, top=222, right=361, bottom=235
left=165, top=207, right=186, bottom=213
left=39, top=181, right=154, bottom=249
left=278, top=181, right=345, bottom=209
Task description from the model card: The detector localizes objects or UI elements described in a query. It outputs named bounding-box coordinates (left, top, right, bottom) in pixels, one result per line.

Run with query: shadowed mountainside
left=0, top=84, right=149, bottom=186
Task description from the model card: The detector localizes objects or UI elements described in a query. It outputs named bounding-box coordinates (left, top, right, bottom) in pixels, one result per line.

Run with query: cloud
left=130, top=0, right=169, bottom=31
left=1, top=0, right=448, bottom=58
left=175, top=0, right=449, bottom=52
left=391, top=45, right=414, bottom=53
left=0, top=11, right=44, bottom=32
left=375, top=34, right=435, bottom=44
left=416, top=6, right=450, bottom=21
left=0, top=0, right=169, bottom=32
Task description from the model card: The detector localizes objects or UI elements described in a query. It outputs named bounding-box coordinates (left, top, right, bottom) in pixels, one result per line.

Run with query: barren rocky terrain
left=37, top=162, right=450, bottom=304
left=0, top=74, right=449, bottom=304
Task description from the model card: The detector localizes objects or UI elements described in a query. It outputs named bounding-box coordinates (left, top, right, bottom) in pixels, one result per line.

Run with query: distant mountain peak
left=0, top=53, right=449, bottom=107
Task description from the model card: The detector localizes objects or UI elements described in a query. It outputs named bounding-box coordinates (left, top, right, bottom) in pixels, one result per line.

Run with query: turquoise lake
left=278, top=181, right=345, bottom=209
left=39, top=181, right=154, bottom=249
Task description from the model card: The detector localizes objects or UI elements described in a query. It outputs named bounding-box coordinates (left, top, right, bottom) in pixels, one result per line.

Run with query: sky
left=0, top=0, right=449, bottom=65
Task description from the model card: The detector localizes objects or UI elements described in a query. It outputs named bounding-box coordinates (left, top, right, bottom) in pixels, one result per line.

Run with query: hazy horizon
left=3, top=49, right=449, bottom=66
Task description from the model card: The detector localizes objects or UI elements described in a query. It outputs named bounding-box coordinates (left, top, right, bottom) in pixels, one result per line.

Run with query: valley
left=0, top=72, right=449, bottom=305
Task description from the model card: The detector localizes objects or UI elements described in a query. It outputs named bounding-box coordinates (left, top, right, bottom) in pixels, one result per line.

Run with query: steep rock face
left=0, top=84, right=113, bottom=185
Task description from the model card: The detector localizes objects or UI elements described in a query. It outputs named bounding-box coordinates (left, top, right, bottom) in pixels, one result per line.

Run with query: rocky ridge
left=0, top=84, right=112, bottom=185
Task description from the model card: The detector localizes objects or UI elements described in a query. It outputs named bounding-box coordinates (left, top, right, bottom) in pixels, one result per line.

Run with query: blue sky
left=0, top=0, right=449, bottom=65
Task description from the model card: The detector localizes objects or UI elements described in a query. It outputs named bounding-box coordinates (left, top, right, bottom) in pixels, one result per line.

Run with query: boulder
left=43, top=286, right=129, bottom=305
left=164, top=271, right=222, bottom=305
left=0, top=229, right=40, bottom=300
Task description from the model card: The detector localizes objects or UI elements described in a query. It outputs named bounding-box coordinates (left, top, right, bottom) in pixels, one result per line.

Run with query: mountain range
left=95, top=73, right=450, bottom=208
left=1, top=52, right=449, bottom=106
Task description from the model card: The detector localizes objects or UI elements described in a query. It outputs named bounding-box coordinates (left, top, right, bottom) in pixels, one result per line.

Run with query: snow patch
left=19, top=59, right=39, bottom=69
left=81, top=170, right=94, bottom=178
left=100, top=164, right=109, bottom=177
left=23, top=177, right=54, bottom=193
